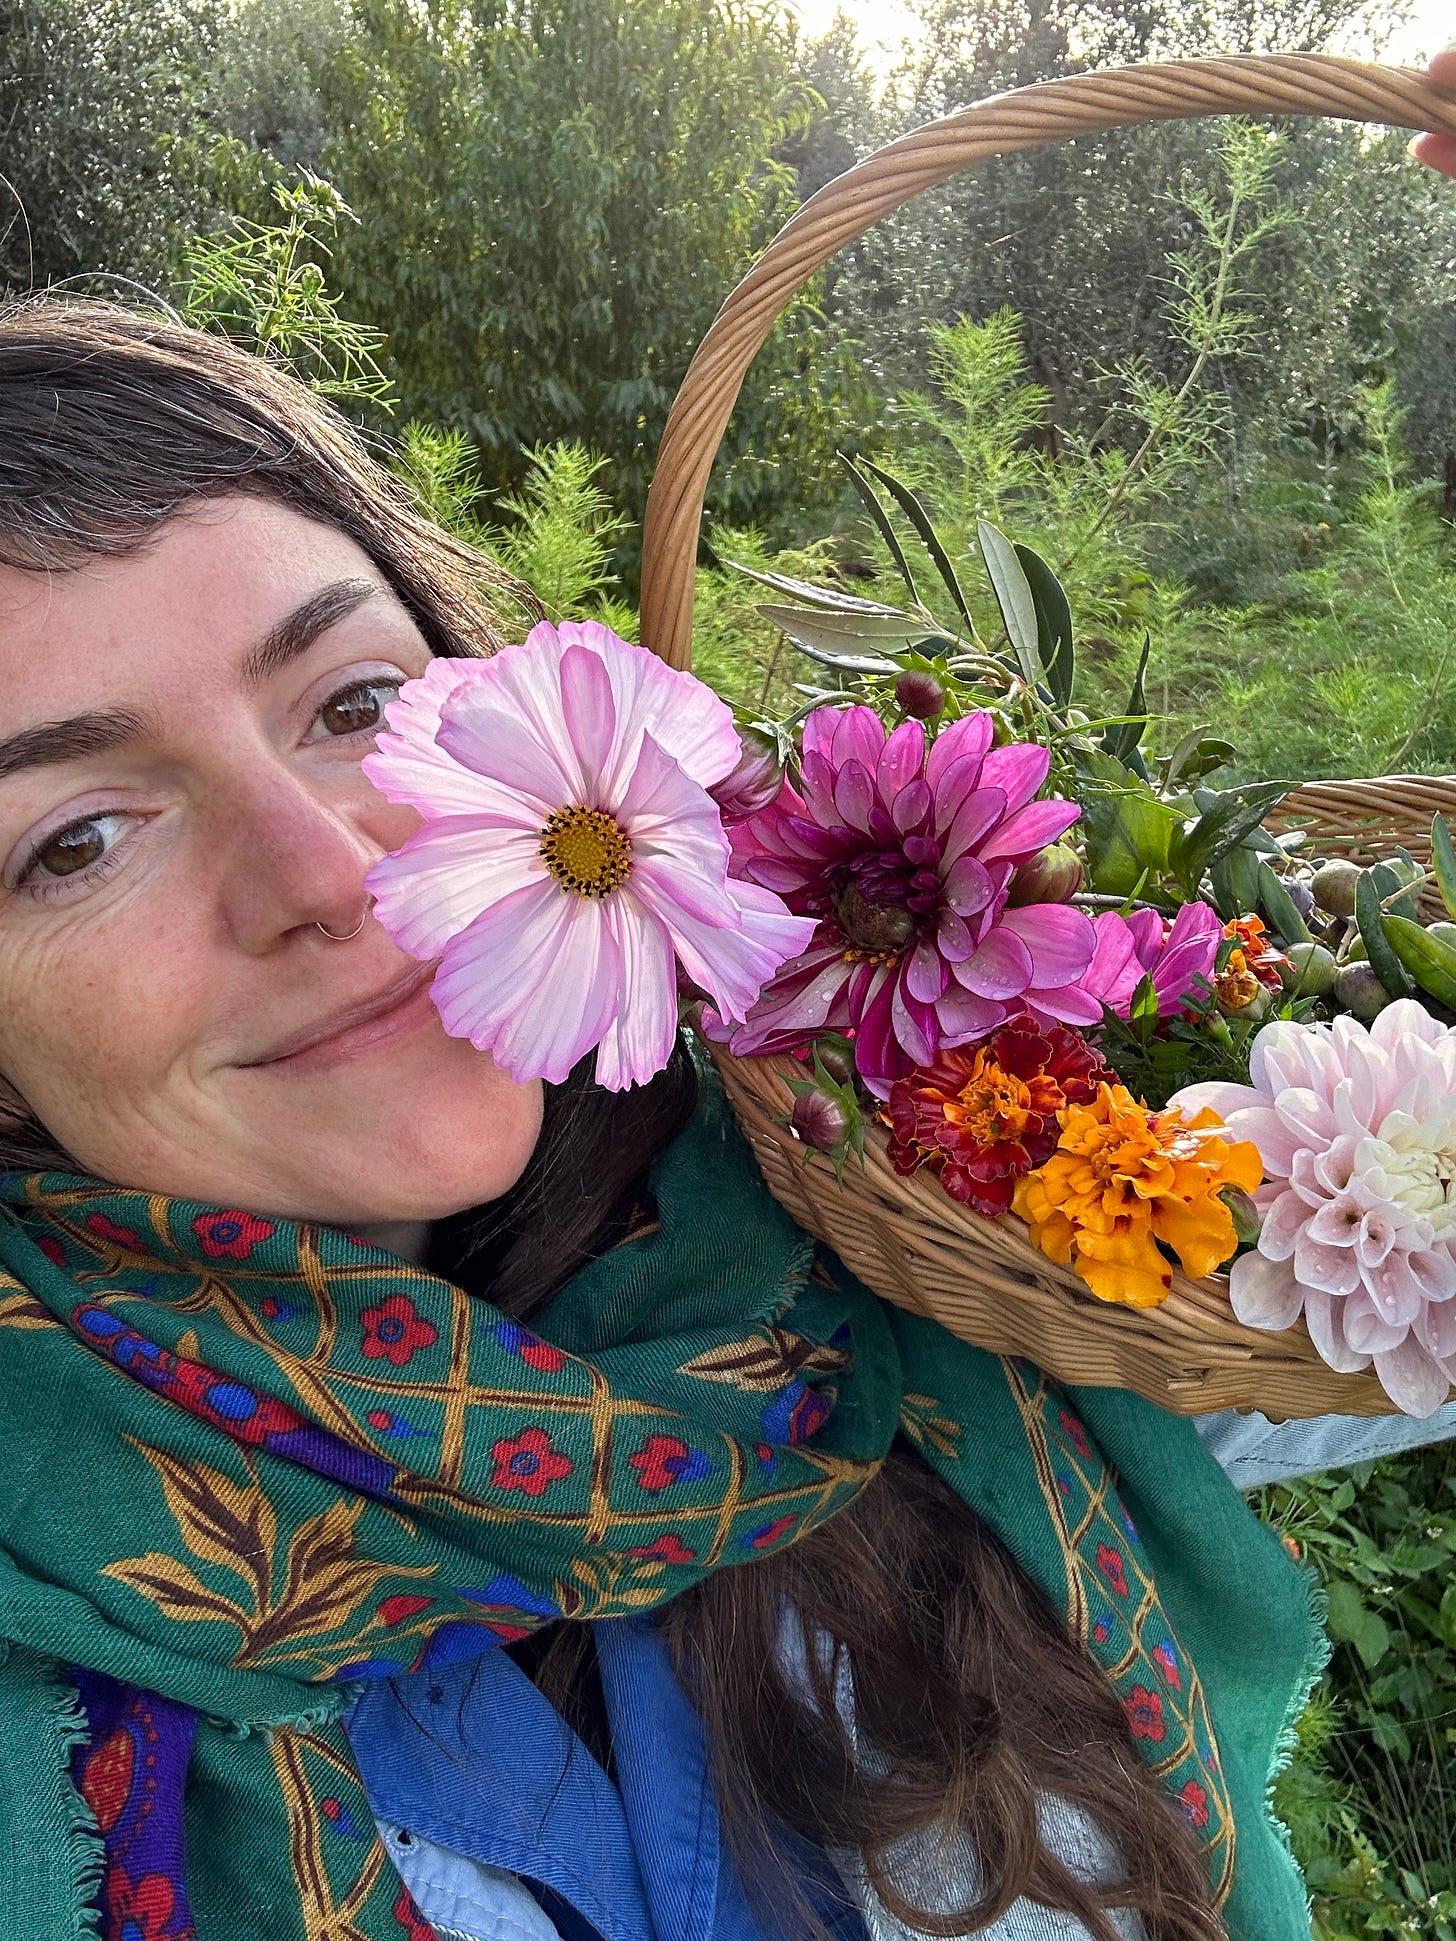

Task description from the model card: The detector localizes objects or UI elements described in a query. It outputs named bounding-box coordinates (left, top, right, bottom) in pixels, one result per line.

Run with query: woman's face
left=0, top=493, right=543, bottom=1227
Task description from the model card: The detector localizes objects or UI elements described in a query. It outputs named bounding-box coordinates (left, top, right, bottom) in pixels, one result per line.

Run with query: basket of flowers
left=628, top=52, right=1456, bottom=1423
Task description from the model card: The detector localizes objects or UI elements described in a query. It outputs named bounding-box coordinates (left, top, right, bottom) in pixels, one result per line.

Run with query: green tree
left=0, top=0, right=222, bottom=292
left=314, top=0, right=871, bottom=535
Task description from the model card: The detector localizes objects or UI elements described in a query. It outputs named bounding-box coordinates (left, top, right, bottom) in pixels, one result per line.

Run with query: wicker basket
left=637, top=54, right=1456, bottom=1420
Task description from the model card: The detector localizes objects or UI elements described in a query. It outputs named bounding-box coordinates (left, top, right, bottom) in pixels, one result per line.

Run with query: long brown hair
left=0, top=298, right=1224, bottom=1941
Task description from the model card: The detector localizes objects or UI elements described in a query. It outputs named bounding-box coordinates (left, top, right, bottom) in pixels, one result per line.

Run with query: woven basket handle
left=640, top=53, right=1456, bottom=670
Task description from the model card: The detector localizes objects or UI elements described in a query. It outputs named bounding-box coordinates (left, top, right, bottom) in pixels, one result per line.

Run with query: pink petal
left=853, top=973, right=904, bottom=1094
left=941, top=786, right=1008, bottom=866
left=362, top=656, right=492, bottom=815
left=978, top=797, right=1081, bottom=865
left=935, top=986, right=1007, bottom=1044
left=437, top=699, right=580, bottom=815
left=731, top=944, right=853, bottom=1053
left=1085, top=912, right=1142, bottom=1010
left=593, top=898, right=679, bottom=1091
left=937, top=908, right=975, bottom=962
left=925, top=711, right=993, bottom=793
left=556, top=642, right=618, bottom=788
left=1121, top=907, right=1165, bottom=971
left=891, top=778, right=934, bottom=835
left=365, top=816, right=547, bottom=958
left=1259, top=1189, right=1315, bottom=1262
left=1229, top=1251, right=1305, bottom=1330
left=877, top=719, right=926, bottom=799
left=830, top=707, right=888, bottom=774
left=891, top=972, right=936, bottom=1067
left=1274, top=1087, right=1339, bottom=1148
left=532, top=620, right=740, bottom=792
left=953, top=926, right=1035, bottom=1000
left=998, top=903, right=1095, bottom=988
left=1303, top=1289, right=1372, bottom=1374
left=832, top=760, right=878, bottom=836
left=942, top=855, right=995, bottom=917
left=1021, top=984, right=1105, bottom=1027
left=931, top=754, right=991, bottom=837
left=631, top=866, right=815, bottom=1022
left=1293, top=1233, right=1362, bottom=1296
left=905, top=939, right=949, bottom=1004
left=1341, top=1289, right=1407, bottom=1356
left=978, top=741, right=1051, bottom=816
left=1373, top=1336, right=1453, bottom=1417
left=430, top=879, right=618, bottom=1083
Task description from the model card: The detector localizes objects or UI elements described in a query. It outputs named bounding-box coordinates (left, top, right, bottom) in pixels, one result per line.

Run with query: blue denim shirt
left=347, top=1401, right=1456, bottom=1941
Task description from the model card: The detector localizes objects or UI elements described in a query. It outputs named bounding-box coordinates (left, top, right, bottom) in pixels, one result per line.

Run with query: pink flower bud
left=791, top=1088, right=849, bottom=1152
left=893, top=671, right=945, bottom=720
left=709, top=726, right=786, bottom=824
left=1007, top=841, right=1084, bottom=906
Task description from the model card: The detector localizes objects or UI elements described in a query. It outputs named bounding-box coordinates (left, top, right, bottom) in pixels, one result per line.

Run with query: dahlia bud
left=790, top=1088, right=849, bottom=1153
left=1220, top=1185, right=1263, bottom=1247
left=1007, top=841, right=1084, bottom=906
left=814, top=1037, right=856, bottom=1087
left=709, top=726, right=786, bottom=824
left=894, top=670, right=945, bottom=720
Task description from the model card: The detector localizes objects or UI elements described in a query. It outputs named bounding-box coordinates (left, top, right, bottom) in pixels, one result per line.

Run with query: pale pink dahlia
left=726, top=707, right=1109, bottom=1094
left=1173, top=1001, right=1456, bottom=1416
left=362, top=623, right=815, bottom=1090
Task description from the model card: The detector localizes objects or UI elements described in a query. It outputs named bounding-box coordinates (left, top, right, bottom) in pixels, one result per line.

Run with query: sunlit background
left=785, top=0, right=1450, bottom=71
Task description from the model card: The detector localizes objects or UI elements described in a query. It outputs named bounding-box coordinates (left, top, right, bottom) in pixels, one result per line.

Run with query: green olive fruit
left=1334, top=961, right=1392, bottom=1021
left=1280, top=941, right=1338, bottom=997
left=1311, top=858, right=1362, bottom=919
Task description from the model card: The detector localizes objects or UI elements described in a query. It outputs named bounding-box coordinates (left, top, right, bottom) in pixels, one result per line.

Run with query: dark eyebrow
left=0, top=577, right=384, bottom=786
left=241, top=577, right=381, bottom=687
left=0, top=707, right=162, bottom=785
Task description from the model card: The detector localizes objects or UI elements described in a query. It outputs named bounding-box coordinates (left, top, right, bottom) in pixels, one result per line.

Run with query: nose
left=215, top=764, right=395, bottom=954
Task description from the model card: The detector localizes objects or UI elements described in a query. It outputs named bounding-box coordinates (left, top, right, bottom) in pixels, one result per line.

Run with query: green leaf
left=1433, top=813, right=1456, bottom=921
left=1101, top=636, right=1151, bottom=765
left=1168, top=782, right=1290, bottom=899
left=1077, top=759, right=1180, bottom=899
left=755, top=604, right=923, bottom=670
left=1356, top=870, right=1412, bottom=998
left=1382, top=914, right=1456, bottom=1009
left=859, top=457, right=976, bottom=635
left=976, top=520, right=1039, bottom=685
left=1210, top=843, right=1262, bottom=923
left=837, top=453, right=922, bottom=608
left=1257, top=861, right=1312, bottom=944
left=1013, top=541, right=1075, bottom=707
left=1325, top=1580, right=1393, bottom=1669
left=726, top=559, right=918, bottom=618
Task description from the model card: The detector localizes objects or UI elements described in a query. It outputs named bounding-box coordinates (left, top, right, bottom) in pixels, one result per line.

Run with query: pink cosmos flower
left=362, top=623, right=815, bottom=1090
left=1172, top=1001, right=1456, bottom=1416
left=725, top=706, right=1111, bottom=1094
left=1087, top=902, right=1223, bottom=1018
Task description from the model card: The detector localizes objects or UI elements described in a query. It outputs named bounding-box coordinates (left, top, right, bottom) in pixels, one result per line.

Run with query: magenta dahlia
left=726, top=707, right=1107, bottom=1094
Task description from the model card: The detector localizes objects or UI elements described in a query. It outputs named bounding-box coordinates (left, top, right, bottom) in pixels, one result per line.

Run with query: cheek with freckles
left=0, top=914, right=221, bottom=1183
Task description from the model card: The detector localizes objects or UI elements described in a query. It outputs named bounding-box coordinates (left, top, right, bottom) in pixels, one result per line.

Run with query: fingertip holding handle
left=640, top=53, right=1456, bottom=671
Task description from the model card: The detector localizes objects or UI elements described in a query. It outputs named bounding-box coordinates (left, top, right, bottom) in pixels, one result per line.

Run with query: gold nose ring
left=316, top=901, right=372, bottom=942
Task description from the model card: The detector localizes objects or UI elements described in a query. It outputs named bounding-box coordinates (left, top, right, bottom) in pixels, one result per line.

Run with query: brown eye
left=32, top=821, right=106, bottom=878
left=316, top=680, right=398, bottom=738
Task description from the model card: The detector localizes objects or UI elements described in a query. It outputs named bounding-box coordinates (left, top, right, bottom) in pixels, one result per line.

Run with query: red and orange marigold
left=884, top=1017, right=1107, bottom=1215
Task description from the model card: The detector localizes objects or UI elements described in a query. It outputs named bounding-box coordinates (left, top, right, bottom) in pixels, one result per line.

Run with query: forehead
left=0, top=497, right=392, bottom=715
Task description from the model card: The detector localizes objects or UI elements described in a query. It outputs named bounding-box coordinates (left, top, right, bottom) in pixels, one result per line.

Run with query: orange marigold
left=1011, top=1081, right=1263, bottom=1308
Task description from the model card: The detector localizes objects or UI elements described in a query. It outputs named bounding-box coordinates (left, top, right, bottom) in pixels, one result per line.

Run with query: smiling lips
left=244, top=960, right=439, bottom=1071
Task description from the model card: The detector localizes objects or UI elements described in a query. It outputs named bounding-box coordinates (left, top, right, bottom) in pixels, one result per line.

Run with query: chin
left=219, top=1037, right=546, bottom=1225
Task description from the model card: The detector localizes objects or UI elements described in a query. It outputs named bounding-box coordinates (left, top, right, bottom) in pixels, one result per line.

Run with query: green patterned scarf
left=0, top=1062, right=1321, bottom=1940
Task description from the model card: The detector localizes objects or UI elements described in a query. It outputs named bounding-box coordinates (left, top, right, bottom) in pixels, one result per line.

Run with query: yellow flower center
left=947, top=1052, right=1036, bottom=1145
left=539, top=805, right=633, bottom=899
